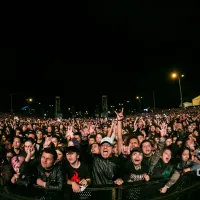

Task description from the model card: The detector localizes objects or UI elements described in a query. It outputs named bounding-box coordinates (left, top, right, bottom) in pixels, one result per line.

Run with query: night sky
left=0, top=3, right=199, bottom=115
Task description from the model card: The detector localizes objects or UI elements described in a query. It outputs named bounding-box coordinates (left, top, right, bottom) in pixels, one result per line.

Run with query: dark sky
left=0, top=3, right=199, bottom=114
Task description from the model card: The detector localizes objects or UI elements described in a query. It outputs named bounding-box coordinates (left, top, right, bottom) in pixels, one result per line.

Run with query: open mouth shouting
left=100, top=143, right=112, bottom=158
left=162, top=149, right=171, bottom=164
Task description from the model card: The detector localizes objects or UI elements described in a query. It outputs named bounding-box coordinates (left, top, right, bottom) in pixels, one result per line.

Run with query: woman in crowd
left=160, top=147, right=193, bottom=193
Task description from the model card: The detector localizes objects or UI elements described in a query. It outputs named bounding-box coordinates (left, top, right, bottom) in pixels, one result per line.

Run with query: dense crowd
left=0, top=107, right=200, bottom=199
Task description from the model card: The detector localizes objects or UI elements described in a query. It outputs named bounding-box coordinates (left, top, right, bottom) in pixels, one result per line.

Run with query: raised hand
left=89, top=125, right=95, bottom=134
left=115, top=108, right=124, bottom=121
left=67, top=126, right=74, bottom=138
left=25, top=144, right=36, bottom=162
left=134, top=123, right=138, bottom=131
left=111, top=119, right=115, bottom=127
left=158, top=121, right=168, bottom=137
left=143, top=174, right=150, bottom=181
left=30, top=144, right=35, bottom=157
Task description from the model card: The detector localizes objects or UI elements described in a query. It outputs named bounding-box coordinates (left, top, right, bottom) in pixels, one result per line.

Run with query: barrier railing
left=0, top=172, right=200, bottom=200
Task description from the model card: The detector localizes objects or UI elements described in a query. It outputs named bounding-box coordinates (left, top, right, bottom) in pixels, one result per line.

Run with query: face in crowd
left=66, top=151, right=79, bottom=165
left=24, top=140, right=34, bottom=154
left=13, top=137, right=22, bottom=149
left=113, top=143, right=118, bottom=156
left=165, top=138, right=173, bottom=147
left=141, top=141, right=152, bottom=157
left=41, top=152, right=55, bottom=170
left=182, top=149, right=190, bottom=162
left=161, top=149, right=172, bottom=164
left=96, top=134, right=102, bottom=144
left=100, top=142, right=113, bottom=158
left=91, top=143, right=100, bottom=154
left=129, top=138, right=139, bottom=150
left=89, top=137, right=95, bottom=145
left=55, top=149, right=64, bottom=163
left=131, top=151, right=143, bottom=166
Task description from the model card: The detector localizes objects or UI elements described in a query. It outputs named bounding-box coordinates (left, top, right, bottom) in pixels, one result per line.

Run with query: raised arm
left=107, top=120, right=115, bottom=138
left=115, top=108, right=124, bottom=155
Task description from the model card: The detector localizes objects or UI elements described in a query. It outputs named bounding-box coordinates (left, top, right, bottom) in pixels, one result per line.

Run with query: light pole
left=49, top=105, right=54, bottom=117
left=127, top=101, right=131, bottom=114
left=171, top=73, right=184, bottom=107
left=10, top=94, right=13, bottom=113
left=26, top=98, right=33, bottom=114
left=39, top=103, right=42, bottom=116
left=153, top=91, right=156, bottom=110
left=136, top=96, right=142, bottom=111
left=9, top=93, right=17, bottom=114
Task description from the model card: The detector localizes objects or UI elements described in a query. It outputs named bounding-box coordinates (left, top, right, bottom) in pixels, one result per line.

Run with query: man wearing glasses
left=91, top=137, right=123, bottom=185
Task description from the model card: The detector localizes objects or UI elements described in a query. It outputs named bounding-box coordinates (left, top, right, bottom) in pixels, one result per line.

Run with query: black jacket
left=20, top=155, right=40, bottom=177
left=36, top=164, right=64, bottom=192
left=91, top=155, right=121, bottom=185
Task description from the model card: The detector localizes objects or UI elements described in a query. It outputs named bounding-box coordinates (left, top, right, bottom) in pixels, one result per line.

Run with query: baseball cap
left=130, top=147, right=143, bottom=154
left=100, top=137, right=114, bottom=146
left=66, top=146, right=80, bottom=154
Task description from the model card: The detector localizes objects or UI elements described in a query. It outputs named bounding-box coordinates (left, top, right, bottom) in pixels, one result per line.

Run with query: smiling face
left=36, top=131, right=43, bottom=140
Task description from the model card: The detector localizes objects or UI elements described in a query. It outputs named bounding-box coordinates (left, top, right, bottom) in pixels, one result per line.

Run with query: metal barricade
left=1, top=173, right=200, bottom=200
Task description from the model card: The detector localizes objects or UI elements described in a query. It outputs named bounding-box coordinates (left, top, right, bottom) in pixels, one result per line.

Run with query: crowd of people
left=0, top=107, right=200, bottom=200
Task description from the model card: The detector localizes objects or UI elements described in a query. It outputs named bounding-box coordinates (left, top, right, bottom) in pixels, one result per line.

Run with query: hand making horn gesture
left=115, top=108, right=124, bottom=121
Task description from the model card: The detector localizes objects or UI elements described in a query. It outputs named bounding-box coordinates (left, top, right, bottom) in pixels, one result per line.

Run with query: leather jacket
left=36, top=164, right=64, bottom=192
left=91, top=155, right=121, bottom=185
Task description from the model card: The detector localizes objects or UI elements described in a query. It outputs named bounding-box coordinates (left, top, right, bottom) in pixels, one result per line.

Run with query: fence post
left=116, top=186, right=122, bottom=200
left=111, top=187, right=116, bottom=200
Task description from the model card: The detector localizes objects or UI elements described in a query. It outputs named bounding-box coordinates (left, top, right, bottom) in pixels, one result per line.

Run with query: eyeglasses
left=101, top=143, right=112, bottom=147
